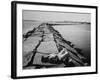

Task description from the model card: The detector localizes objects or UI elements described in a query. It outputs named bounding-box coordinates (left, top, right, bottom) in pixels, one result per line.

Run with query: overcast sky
left=23, top=10, right=91, bottom=23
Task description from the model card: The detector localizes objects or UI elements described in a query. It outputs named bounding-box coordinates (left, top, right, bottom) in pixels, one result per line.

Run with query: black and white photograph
left=11, top=1, right=97, bottom=79
left=23, top=10, right=91, bottom=69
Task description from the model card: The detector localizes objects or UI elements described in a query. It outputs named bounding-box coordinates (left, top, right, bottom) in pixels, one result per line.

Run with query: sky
left=23, top=10, right=91, bottom=23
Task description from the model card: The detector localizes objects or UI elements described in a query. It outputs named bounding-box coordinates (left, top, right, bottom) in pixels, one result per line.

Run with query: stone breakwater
left=23, top=22, right=89, bottom=69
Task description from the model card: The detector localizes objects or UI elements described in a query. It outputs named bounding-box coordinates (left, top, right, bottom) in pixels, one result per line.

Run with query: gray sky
left=23, top=10, right=91, bottom=23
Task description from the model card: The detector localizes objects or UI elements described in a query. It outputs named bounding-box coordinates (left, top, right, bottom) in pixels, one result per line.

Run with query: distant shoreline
left=23, top=20, right=90, bottom=24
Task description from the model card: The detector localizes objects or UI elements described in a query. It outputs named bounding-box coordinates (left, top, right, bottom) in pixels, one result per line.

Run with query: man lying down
left=41, top=47, right=88, bottom=67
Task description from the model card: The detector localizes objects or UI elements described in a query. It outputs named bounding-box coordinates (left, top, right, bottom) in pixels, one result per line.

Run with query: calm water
left=53, top=24, right=91, bottom=64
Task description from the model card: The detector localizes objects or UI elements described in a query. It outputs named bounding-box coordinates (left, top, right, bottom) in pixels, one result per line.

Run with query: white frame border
left=16, top=3, right=96, bottom=77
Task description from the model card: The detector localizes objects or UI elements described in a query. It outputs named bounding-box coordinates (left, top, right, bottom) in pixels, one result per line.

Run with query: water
left=53, top=24, right=91, bottom=64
